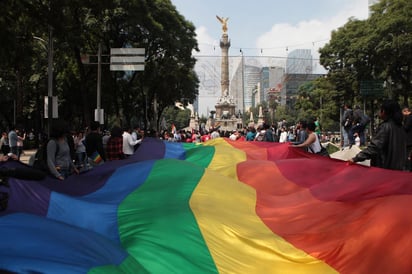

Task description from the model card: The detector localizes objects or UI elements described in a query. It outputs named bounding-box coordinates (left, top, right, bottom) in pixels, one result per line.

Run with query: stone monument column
left=209, top=16, right=239, bottom=131
left=216, top=16, right=230, bottom=96
left=220, top=34, right=230, bottom=95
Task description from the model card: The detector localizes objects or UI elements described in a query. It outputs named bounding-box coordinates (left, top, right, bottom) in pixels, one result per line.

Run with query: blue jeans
left=10, top=146, right=18, bottom=156
left=76, top=152, right=87, bottom=167
left=342, top=127, right=350, bottom=148
left=60, top=168, right=71, bottom=179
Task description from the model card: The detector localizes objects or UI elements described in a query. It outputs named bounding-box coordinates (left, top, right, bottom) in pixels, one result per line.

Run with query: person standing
left=341, top=104, right=353, bottom=148
left=16, top=130, right=26, bottom=160
left=123, top=126, right=141, bottom=157
left=263, top=124, right=274, bottom=142
left=102, top=130, right=111, bottom=152
left=74, top=131, right=87, bottom=169
left=106, top=126, right=125, bottom=161
left=85, top=121, right=107, bottom=167
left=296, top=120, right=308, bottom=144
left=131, top=125, right=143, bottom=151
left=351, top=105, right=368, bottom=146
left=8, top=126, right=19, bottom=157
left=210, top=128, right=220, bottom=139
left=402, top=106, right=412, bottom=171
left=349, top=100, right=406, bottom=171
left=279, top=127, right=288, bottom=143
left=0, top=132, right=10, bottom=155
left=246, top=127, right=256, bottom=141
left=314, top=117, right=322, bottom=137
left=47, top=120, right=79, bottom=180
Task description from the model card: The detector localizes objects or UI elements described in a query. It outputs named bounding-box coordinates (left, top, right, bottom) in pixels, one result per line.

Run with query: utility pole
left=95, top=43, right=103, bottom=124
left=47, top=27, right=54, bottom=137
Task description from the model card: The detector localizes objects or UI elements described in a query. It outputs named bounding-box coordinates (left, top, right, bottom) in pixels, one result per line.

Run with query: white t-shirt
left=122, top=131, right=139, bottom=155
left=279, top=131, right=288, bottom=143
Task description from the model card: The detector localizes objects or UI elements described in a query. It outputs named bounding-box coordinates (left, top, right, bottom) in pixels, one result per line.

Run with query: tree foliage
left=0, top=0, right=199, bottom=132
left=294, top=78, right=340, bottom=131
left=319, top=0, right=412, bottom=110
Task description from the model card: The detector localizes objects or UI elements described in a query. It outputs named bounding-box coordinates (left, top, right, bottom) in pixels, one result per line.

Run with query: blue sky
left=171, top=0, right=369, bottom=57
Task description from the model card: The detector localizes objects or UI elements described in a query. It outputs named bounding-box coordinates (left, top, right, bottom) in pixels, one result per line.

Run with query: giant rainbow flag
left=1, top=138, right=411, bottom=273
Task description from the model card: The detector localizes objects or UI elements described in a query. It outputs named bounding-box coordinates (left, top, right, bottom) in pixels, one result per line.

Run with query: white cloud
left=256, top=20, right=328, bottom=58
left=194, top=26, right=220, bottom=56
left=256, top=1, right=369, bottom=58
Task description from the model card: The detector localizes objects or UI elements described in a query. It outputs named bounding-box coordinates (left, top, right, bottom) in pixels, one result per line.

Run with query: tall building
left=286, top=49, right=313, bottom=74
left=229, top=56, right=244, bottom=113
left=281, top=49, right=322, bottom=107
left=230, top=58, right=261, bottom=113
left=261, top=66, right=284, bottom=102
left=243, top=65, right=261, bottom=111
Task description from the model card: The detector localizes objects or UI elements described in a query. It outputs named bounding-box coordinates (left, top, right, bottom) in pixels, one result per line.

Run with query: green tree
left=0, top=0, right=199, bottom=133
left=369, top=0, right=412, bottom=106
left=319, top=19, right=372, bottom=105
left=294, top=78, right=340, bottom=131
left=320, top=0, right=412, bottom=109
left=0, top=1, right=45, bottom=128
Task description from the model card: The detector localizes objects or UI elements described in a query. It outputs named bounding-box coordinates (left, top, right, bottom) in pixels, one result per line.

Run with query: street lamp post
left=96, top=43, right=103, bottom=124
left=47, top=27, right=54, bottom=137
left=240, top=49, right=245, bottom=114
left=34, top=28, right=54, bottom=137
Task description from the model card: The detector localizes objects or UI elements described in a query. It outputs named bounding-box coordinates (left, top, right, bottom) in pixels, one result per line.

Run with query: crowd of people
left=1, top=99, right=411, bottom=179
left=158, top=119, right=339, bottom=146
left=0, top=127, right=33, bottom=161
left=349, top=100, right=411, bottom=171
left=0, top=120, right=145, bottom=181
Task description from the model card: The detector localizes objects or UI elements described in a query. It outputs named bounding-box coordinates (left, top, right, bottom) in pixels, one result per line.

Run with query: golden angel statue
left=216, top=15, right=229, bottom=33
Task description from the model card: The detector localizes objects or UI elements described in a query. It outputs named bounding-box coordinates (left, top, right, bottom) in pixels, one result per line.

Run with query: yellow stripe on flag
left=203, top=138, right=246, bottom=180
left=190, top=169, right=337, bottom=274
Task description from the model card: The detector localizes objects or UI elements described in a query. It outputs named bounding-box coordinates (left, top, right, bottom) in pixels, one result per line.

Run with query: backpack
left=342, top=109, right=353, bottom=128
left=264, top=130, right=274, bottom=142
left=32, top=139, right=58, bottom=173
left=360, top=114, right=371, bottom=127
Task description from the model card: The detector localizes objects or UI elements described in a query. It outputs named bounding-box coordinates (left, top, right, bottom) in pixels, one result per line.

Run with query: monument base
left=207, top=96, right=242, bottom=132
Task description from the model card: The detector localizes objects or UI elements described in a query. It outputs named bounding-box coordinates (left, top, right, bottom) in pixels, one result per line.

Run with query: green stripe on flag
left=117, top=159, right=218, bottom=273
left=183, top=143, right=215, bottom=168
